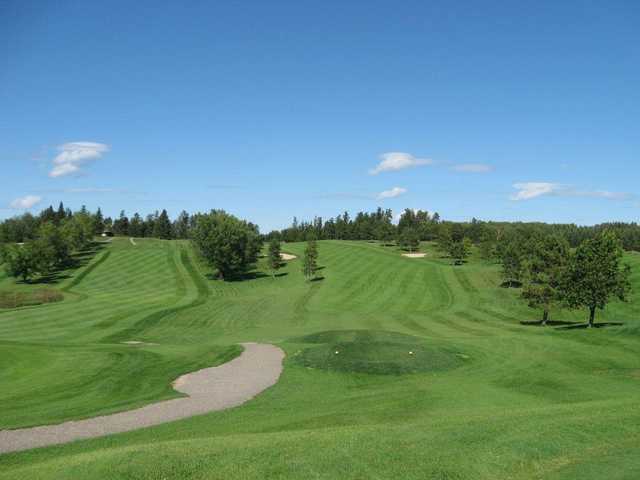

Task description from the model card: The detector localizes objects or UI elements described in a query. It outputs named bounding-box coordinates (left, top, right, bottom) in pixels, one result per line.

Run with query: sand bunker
left=402, top=253, right=426, bottom=258
left=0, top=343, right=284, bottom=454
left=280, top=253, right=297, bottom=260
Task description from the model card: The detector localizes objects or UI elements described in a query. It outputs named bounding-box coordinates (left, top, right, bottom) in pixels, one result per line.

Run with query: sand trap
left=130, top=237, right=137, bottom=246
left=402, top=253, right=426, bottom=258
left=0, top=343, right=284, bottom=454
left=280, top=253, right=297, bottom=260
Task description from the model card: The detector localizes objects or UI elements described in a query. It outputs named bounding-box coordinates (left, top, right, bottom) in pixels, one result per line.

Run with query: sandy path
left=280, top=253, right=297, bottom=260
left=130, top=237, right=137, bottom=246
left=0, top=343, right=284, bottom=455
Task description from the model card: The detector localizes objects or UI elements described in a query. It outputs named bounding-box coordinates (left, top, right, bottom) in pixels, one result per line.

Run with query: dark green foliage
left=173, top=210, right=191, bottom=239
left=93, top=207, right=104, bottom=235
left=1, top=243, right=39, bottom=281
left=501, top=242, right=524, bottom=287
left=450, top=238, right=472, bottom=265
left=520, top=235, right=570, bottom=324
left=113, top=210, right=130, bottom=236
left=35, top=222, right=72, bottom=272
left=398, top=227, right=420, bottom=252
left=267, top=238, right=282, bottom=277
left=292, top=329, right=464, bottom=375
left=153, top=209, right=173, bottom=239
left=191, top=210, right=262, bottom=280
left=279, top=208, right=398, bottom=242
left=302, top=238, right=319, bottom=280
left=562, top=231, right=632, bottom=327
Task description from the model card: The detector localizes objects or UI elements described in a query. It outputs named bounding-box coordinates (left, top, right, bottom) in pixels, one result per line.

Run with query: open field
left=1, top=238, right=640, bottom=479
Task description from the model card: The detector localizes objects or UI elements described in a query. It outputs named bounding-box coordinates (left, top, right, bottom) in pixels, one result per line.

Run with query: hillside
left=1, top=239, right=640, bottom=479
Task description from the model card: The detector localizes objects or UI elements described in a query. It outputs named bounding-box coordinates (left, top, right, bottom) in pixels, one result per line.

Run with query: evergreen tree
left=153, top=209, right=173, bottom=239
left=129, top=213, right=143, bottom=238
left=174, top=210, right=191, bottom=239
left=302, top=238, right=319, bottom=281
left=267, top=238, right=282, bottom=278
left=56, top=202, right=66, bottom=225
left=113, top=210, right=130, bottom=236
left=93, top=208, right=104, bottom=234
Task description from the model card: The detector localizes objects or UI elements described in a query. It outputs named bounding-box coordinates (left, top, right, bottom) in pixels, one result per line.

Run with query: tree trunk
left=542, top=309, right=549, bottom=326
left=588, top=306, right=596, bottom=328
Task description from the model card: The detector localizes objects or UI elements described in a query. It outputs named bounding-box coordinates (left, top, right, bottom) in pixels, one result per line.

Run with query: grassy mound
left=292, top=329, right=464, bottom=375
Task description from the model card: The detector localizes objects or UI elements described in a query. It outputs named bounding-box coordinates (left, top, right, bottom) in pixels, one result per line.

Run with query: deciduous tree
left=562, top=231, right=632, bottom=327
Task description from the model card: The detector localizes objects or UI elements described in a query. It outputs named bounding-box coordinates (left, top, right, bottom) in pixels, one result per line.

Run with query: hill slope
left=1, top=239, right=639, bottom=479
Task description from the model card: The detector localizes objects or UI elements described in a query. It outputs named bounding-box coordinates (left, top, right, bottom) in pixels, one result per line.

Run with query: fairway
left=1, top=238, right=639, bottom=478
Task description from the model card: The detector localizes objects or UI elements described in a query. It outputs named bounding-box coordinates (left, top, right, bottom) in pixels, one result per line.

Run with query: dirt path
left=130, top=237, right=137, bottom=246
left=0, top=343, right=284, bottom=454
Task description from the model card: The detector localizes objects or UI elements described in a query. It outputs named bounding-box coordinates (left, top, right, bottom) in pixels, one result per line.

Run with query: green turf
left=292, top=329, right=464, bottom=374
left=1, top=239, right=639, bottom=479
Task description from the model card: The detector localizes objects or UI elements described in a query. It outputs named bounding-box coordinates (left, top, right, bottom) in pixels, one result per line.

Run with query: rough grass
left=0, top=289, right=63, bottom=309
left=1, top=239, right=640, bottom=479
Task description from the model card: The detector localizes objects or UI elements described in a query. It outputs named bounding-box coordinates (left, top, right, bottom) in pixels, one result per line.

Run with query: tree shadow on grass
left=23, top=241, right=108, bottom=285
left=556, top=322, right=624, bottom=330
left=310, top=276, right=325, bottom=282
left=520, top=320, right=584, bottom=327
left=500, top=281, right=522, bottom=288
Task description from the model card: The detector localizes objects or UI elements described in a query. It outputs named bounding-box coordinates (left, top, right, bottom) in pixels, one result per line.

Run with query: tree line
left=270, top=209, right=640, bottom=253
left=269, top=208, right=441, bottom=243
left=0, top=203, right=195, bottom=244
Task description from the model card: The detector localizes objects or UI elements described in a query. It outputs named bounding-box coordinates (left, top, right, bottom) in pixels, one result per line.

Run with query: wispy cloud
left=50, top=142, right=110, bottom=178
left=452, top=163, right=494, bottom=173
left=369, top=152, right=433, bottom=175
left=10, top=195, right=42, bottom=209
left=511, top=182, right=632, bottom=201
left=313, top=192, right=373, bottom=200
left=377, top=186, right=407, bottom=200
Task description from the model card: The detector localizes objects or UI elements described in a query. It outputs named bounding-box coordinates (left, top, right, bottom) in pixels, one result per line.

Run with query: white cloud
left=49, top=142, right=110, bottom=178
left=511, top=182, right=560, bottom=201
left=10, top=195, right=42, bottom=209
left=377, top=187, right=407, bottom=200
left=369, top=152, right=433, bottom=175
left=452, top=163, right=494, bottom=173
left=511, top=182, right=632, bottom=201
left=574, top=190, right=632, bottom=200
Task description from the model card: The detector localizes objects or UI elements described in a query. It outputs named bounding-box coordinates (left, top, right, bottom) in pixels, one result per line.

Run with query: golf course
left=1, top=237, right=639, bottom=479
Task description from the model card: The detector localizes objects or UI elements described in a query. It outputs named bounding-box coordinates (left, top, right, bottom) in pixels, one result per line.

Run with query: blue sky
left=1, top=1, right=638, bottom=231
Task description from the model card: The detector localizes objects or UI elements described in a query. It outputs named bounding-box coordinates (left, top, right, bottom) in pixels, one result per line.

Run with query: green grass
left=1, top=238, right=640, bottom=479
left=292, top=329, right=464, bottom=374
